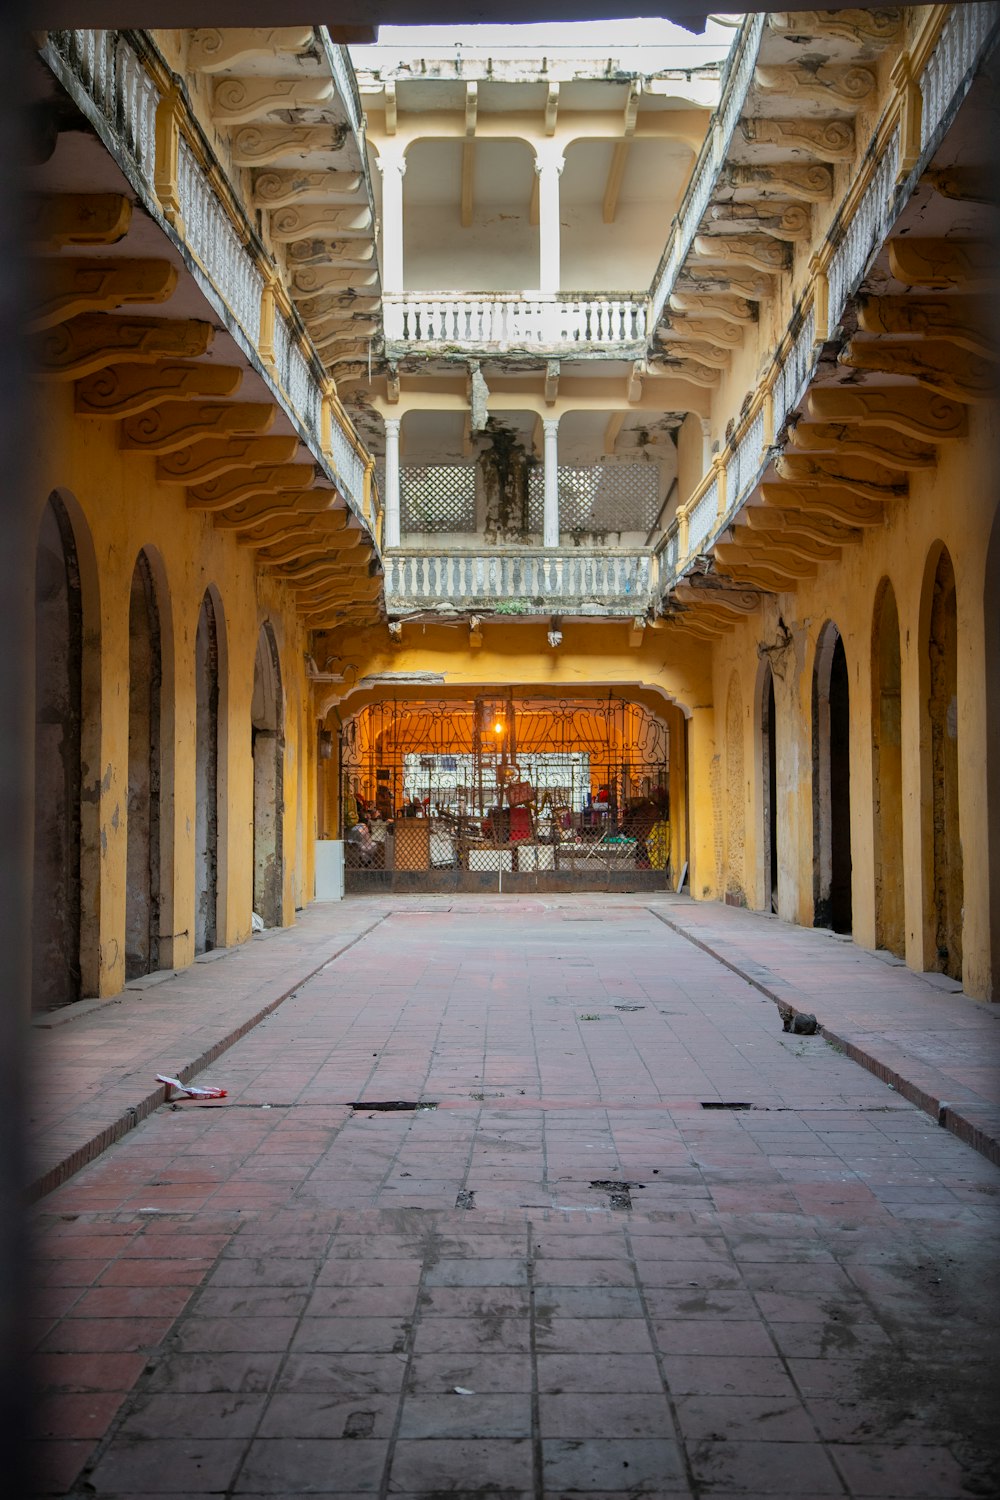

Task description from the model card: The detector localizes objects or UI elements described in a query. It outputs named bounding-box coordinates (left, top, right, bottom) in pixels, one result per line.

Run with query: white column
left=377, top=149, right=407, bottom=293
left=384, top=418, right=401, bottom=548
left=534, top=150, right=564, bottom=293
left=543, top=417, right=560, bottom=548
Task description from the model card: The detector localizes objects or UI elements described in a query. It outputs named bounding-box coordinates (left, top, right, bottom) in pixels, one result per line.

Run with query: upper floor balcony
left=383, top=292, right=648, bottom=360
left=40, top=26, right=382, bottom=542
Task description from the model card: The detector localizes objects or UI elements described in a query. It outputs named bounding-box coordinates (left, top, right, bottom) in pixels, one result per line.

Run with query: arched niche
left=922, top=544, right=963, bottom=980
left=871, top=578, right=904, bottom=958
left=755, top=656, right=778, bottom=915
left=986, top=511, right=1000, bottom=999
left=125, top=549, right=167, bottom=980
left=194, top=588, right=227, bottom=954
left=252, top=622, right=284, bottom=928
left=812, top=621, right=852, bottom=934
left=725, top=671, right=745, bottom=904
left=32, top=490, right=101, bottom=1009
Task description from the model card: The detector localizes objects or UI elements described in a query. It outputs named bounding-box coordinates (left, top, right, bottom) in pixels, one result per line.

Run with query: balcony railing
left=654, top=0, right=1000, bottom=599
left=383, top=293, right=647, bottom=353
left=41, top=27, right=380, bottom=538
left=385, top=549, right=653, bottom=614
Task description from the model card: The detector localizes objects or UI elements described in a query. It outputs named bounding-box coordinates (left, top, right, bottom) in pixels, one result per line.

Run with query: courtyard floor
left=27, top=894, right=1000, bottom=1498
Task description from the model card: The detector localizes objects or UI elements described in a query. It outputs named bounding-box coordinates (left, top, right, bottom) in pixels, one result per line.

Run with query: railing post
left=320, top=378, right=337, bottom=461
left=153, top=81, right=184, bottom=228
left=809, top=251, right=830, bottom=346
left=258, top=270, right=278, bottom=371
left=763, top=383, right=775, bottom=448
left=713, top=453, right=728, bottom=520
left=678, top=503, right=690, bottom=563
left=891, top=52, right=924, bottom=182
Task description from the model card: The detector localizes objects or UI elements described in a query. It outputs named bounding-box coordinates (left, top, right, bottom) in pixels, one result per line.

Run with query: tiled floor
left=29, top=897, right=1000, bottom=1496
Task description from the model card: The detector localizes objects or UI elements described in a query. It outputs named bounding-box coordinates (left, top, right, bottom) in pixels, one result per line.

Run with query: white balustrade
left=385, top=550, right=653, bottom=610
left=726, top=406, right=766, bottom=510
left=827, top=129, right=899, bottom=338
left=687, top=477, right=719, bottom=557
left=921, top=3, right=1000, bottom=150
left=329, top=418, right=368, bottom=515
left=178, top=138, right=264, bottom=346
left=648, top=13, right=766, bottom=329
left=383, top=294, right=646, bottom=351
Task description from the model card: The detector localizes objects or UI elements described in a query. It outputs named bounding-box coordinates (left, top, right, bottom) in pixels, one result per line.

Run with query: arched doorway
left=194, top=591, right=221, bottom=953
left=759, top=661, right=778, bottom=914
left=125, top=552, right=163, bottom=979
left=725, top=673, right=745, bottom=904
left=925, top=547, right=963, bottom=980
left=872, top=580, right=904, bottom=957
left=33, top=493, right=83, bottom=1009
left=986, top=512, right=1000, bottom=999
left=252, top=623, right=284, bottom=928
left=813, top=623, right=852, bottom=934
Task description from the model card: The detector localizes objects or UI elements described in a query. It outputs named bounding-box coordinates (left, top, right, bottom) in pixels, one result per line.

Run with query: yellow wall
left=31, top=382, right=318, bottom=998
left=707, top=401, right=999, bottom=999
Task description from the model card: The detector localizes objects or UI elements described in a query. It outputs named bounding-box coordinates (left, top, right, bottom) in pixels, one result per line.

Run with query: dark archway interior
left=873, top=582, right=904, bottom=957
left=32, top=494, right=82, bottom=1010
left=194, top=593, right=219, bottom=954
left=813, top=626, right=852, bottom=935
left=252, top=625, right=284, bottom=928
left=929, top=549, right=963, bottom=980
left=125, top=552, right=162, bottom=980
left=828, top=634, right=852, bottom=935
left=765, top=669, right=778, bottom=913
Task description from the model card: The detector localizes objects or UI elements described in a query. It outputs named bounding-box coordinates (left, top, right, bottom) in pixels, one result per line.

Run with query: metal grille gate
left=341, top=696, right=671, bottom=894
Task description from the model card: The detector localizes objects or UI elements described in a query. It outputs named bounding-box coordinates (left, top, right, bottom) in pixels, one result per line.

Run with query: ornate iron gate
left=341, top=696, right=671, bottom=894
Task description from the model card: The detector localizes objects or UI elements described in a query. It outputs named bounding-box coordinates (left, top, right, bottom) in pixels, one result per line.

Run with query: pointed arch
left=813, top=621, right=852, bottom=934
left=872, top=578, right=904, bottom=957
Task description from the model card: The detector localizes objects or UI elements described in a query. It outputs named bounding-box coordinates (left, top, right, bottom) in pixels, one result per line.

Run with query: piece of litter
left=156, top=1074, right=227, bottom=1100
left=261, top=1104, right=272, bottom=1110
left=454, top=1387, right=475, bottom=1396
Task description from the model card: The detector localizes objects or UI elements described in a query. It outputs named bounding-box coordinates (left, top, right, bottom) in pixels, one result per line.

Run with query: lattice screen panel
left=396, top=465, right=477, bottom=533
left=527, top=461, right=661, bottom=533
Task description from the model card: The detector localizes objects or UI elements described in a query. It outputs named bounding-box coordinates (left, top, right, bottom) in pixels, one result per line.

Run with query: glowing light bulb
left=493, top=721, right=504, bottom=735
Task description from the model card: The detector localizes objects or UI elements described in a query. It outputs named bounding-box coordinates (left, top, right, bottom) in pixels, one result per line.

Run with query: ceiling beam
left=604, top=411, right=625, bottom=456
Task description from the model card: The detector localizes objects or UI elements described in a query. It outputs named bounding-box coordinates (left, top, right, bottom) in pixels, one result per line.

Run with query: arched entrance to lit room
left=252, top=623, right=284, bottom=928
left=872, top=579, right=904, bottom=957
left=923, top=545, right=963, bottom=981
left=125, top=550, right=164, bottom=979
left=813, top=622, right=852, bottom=934
left=33, top=492, right=84, bottom=1009
left=758, top=659, right=778, bottom=914
left=194, top=590, right=223, bottom=954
